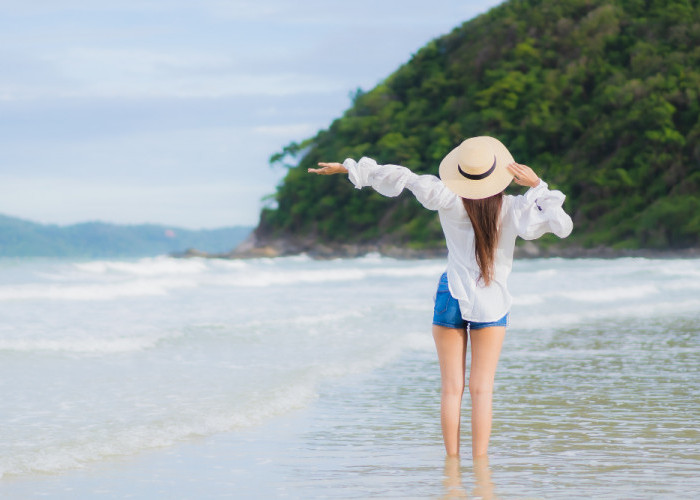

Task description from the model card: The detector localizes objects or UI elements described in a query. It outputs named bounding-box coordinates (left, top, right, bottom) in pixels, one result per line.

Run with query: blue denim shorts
left=432, top=272, right=509, bottom=330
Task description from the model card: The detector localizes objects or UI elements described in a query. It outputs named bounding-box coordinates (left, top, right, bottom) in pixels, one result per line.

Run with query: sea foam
left=0, top=334, right=171, bottom=354
left=0, top=278, right=196, bottom=301
left=0, top=382, right=318, bottom=478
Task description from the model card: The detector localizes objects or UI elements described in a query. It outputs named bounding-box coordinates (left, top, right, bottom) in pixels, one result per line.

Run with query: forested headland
left=251, top=0, right=700, bottom=257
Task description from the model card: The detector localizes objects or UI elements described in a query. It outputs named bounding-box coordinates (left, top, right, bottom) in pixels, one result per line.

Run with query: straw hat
left=439, top=136, right=514, bottom=199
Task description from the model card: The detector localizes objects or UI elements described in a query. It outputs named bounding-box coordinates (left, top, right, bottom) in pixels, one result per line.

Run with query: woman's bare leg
left=468, top=326, right=506, bottom=458
left=433, top=324, right=468, bottom=456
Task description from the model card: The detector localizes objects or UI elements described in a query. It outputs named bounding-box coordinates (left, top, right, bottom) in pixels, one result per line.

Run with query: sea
left=0, top=254, right=698, bottom=499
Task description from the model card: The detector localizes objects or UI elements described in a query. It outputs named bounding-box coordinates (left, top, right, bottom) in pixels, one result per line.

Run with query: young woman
left=309, top=136, right=573, bottom=458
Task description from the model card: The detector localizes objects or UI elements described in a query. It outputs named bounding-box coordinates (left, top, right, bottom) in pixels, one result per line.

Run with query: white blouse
left=343, top=157, right=574, bottom=322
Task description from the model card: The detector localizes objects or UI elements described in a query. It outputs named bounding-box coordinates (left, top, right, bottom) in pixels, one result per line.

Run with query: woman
left=309, top=136, right=573, bottom=458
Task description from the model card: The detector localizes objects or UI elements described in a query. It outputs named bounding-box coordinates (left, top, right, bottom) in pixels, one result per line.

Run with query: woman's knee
left=442, top=377, right=465, bottom=398
left=468, top=378, right=494, bottom=399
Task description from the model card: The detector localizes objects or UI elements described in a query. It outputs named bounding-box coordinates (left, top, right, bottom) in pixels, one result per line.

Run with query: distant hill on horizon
left=0, top=213, right=252, bottom=258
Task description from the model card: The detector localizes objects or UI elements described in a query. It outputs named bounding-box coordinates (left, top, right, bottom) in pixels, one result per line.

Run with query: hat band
left=457, top=155, right=496, bottom=180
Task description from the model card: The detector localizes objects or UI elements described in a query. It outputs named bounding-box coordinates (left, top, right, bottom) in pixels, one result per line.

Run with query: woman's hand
left=308, top=162, right=348, bottom=175
left=507, top=162, right=540, bottom=188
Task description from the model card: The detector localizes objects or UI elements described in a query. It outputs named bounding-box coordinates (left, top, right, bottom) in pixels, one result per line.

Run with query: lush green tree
left=260, top=0, right=700, bottom=250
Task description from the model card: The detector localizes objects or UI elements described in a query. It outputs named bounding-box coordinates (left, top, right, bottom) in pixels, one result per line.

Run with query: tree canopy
left=259, top=0, right=700, bottom=251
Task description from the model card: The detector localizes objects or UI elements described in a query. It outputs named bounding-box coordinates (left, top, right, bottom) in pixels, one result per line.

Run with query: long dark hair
left=462, top=192, right=503, bottom=286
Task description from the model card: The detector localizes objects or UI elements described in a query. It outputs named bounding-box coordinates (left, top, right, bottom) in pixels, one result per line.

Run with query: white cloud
left=0, top=0, right=285, bottom=18
left=0, top=175, right=268, bottom=228
left=0, top=1, right=502, bottom=103
left=54, top=47, right=235, bottom=75
left=0, top=125, right=290, bottom=181
left=0, top=73, right=343, bottom=101
left=0, top=47, right=345, bottom=101
left=0, top=0, right=497, bottom=23
left=252, top=123, right=316, bottom=138
left=201, top=0, right=498, bottom=25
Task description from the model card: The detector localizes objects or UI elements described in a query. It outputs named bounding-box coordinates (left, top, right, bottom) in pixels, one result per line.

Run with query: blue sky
left=0, top=0, right=503, bottom=229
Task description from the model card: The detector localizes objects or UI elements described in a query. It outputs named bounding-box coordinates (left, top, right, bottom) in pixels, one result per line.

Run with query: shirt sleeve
left=510, top=180, right=573, bottom=240
left=343, top=156, right=457, bottom=211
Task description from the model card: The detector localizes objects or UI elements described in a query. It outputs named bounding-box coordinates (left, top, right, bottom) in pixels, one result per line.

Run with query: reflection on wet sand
left=440, top=456, right=467, bottom=499
left=440, top=456, right=497, bottom=499
left=472, top=457, right=496, bottom=499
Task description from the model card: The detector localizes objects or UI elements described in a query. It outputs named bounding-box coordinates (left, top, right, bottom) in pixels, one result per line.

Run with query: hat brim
left=438, top=136, right=514, bottom=199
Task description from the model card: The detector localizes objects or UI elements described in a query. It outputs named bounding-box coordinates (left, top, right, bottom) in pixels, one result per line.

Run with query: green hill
left=258, top=0, right=700, bottom=252
left=0, top=214, right=252, bottom=258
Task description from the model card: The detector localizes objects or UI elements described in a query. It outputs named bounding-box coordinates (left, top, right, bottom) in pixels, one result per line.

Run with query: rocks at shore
left=171, top=232, right=700, bottom=260
left=172, top=233, right=445, bottom=260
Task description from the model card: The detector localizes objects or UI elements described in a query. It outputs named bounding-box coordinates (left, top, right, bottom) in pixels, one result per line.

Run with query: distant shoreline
left=172, top=234, right=700, bottom=261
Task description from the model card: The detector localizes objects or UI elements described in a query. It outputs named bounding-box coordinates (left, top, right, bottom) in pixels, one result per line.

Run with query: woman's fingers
left=506, top=162, right=539, bottom=187
left=309, top=162, right=330, bottom=174
left=507, top=162, right=525, bottom=173
left=308, top=162, right=345, bottom=175
left=506, top=163, right=523, bottom=180
left=506, top=163, right=533, bottom=186
left=308, top=168, right=333, bottom=174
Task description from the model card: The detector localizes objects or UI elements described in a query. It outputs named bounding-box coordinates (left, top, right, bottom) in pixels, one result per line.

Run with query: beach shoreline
left=173, top=233, right=700, bottom=261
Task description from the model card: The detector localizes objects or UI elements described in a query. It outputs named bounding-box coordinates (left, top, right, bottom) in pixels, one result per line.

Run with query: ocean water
left=0, top=254, right=698, bottom=498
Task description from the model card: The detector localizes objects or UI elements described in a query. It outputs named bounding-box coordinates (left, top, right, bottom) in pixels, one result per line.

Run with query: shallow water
left=0, top=255, right=698, bottom=497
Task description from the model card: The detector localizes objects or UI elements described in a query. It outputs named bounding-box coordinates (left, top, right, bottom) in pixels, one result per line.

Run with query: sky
left=0, top=0, right=504, bottom=229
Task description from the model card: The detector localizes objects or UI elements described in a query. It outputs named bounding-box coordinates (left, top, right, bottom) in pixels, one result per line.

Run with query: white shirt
left=344, top=157, right=574, bottom=322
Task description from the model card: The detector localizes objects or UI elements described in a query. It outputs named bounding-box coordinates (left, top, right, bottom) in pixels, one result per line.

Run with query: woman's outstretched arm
left=309, top=157, right=457, bottom=211
left=308, top=162, right=348, bottom=175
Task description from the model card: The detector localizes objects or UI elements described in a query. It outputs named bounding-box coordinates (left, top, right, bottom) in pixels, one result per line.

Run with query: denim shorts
left=432, top=272, right=509, bottom=330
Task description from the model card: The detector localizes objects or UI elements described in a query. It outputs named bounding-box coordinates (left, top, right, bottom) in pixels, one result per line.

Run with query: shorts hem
left=469, top=322, right=508, bottom=330
left=432, top=320, right=463, bottom=329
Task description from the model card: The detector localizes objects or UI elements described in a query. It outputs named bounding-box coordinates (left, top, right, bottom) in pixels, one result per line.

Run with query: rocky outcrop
left=223, top=232, right=447, bottom=259
left=171, top=232, right=700, bottom=260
